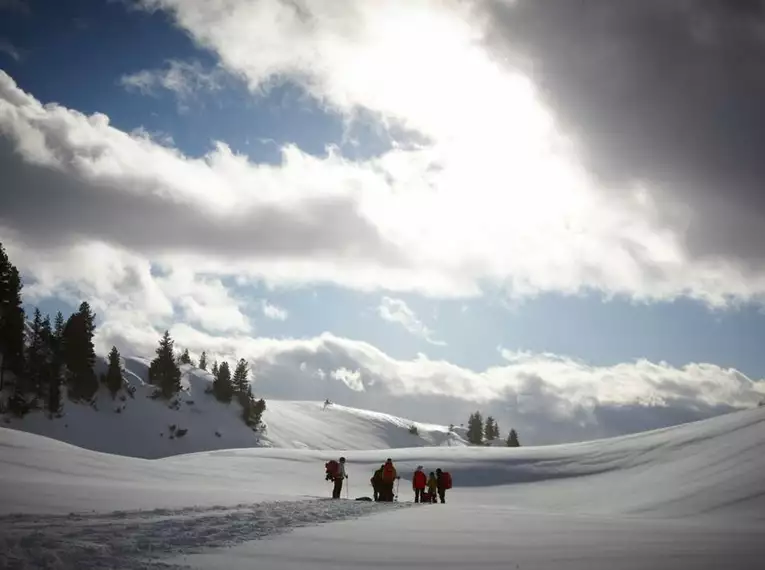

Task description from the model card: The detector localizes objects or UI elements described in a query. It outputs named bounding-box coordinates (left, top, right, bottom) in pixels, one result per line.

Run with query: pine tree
left=506, top=428, right=520, bottom=448
left=213, top=360, right=233, bottom=402
left=484, top=416, right=497, bottom=442
left=240, top=383, right=266, bottom=428
left=180, top=348, right=191, bottom=365
left=53, top=311, right=65, bottom=346
left=211, top=360, right=219, bottom=378
left=467, top=411, right=484, bottom=445
left=148, top=330, right=182, bottom=399
left=0, top=242, right=25, bottom=391
left=26, top=308, right=46, bottom=398
left=105, top=346, right=123, bottom=398
left=199, top=351, right=207, bottom=371
left=493, top=419, right=501, bottom=441
left=46, top=310, right=65, bottom=415
left=232, top=358, right=249, bottom=398
left=62, top=302, right=98, bottom=402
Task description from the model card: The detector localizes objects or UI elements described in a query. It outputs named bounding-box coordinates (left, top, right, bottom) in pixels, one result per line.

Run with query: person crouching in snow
left=427, top=471, right=438, bottom=503
left=330, top=456, right=347, bottom=499
left=412, top=465, right=427, bottom=503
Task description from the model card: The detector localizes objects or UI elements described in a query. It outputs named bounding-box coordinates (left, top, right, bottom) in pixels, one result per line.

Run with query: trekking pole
left=346, top=476, right=350, bottom=499
left=395, top=478, right=400, bottom=502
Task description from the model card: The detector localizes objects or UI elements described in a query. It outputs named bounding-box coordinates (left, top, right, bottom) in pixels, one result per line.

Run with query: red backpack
left=442, top=472, right=452, bottom=489
left=325, top=460, right=339, bottom=479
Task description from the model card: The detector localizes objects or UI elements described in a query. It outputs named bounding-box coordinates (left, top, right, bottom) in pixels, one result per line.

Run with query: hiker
left=380, top=458, right=398, bottom=501
left=370, top=464, right=384, bottom=501
left=435, top=468, right=452, bottom=503
left=326, top=457, right=347, bottom=499
left=427, top=471, right=438, bottom=503
left=412, top=465, right=427, bottom=503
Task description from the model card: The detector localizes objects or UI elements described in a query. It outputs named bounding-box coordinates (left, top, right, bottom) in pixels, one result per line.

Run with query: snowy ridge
left=2, top=357, right=468, bottom=458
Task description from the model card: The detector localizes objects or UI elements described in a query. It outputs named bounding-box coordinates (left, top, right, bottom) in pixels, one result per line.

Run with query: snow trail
left=0, top=498, right=412, bottom=569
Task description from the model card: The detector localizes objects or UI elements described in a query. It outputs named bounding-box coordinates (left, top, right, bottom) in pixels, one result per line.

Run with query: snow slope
left=1, top=406, right=764, bottom=568
left=2, top=358, right=467, bottom=458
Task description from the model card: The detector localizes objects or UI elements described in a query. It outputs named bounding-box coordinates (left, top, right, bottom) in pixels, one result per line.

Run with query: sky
left=1, top=0, right=765, bottom=444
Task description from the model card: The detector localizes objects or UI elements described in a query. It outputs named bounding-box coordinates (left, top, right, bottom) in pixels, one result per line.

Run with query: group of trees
left=0, top=242, right=126, bottom=416
left=466, top=411, right=521, bottom=447
left=0, top=242, right=266, bottom=431
left=205, top=355, right=266, bottom=429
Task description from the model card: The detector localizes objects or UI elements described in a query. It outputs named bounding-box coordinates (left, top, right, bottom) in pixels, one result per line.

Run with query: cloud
left=484, top=0, right=765, bottom=270
left=101, top=321, right=765, bottom=445
left=0, top=39, right=23, bottom=62
left=378, top=296, right=445, bottom=346
left=120, top=59, right=226, bottom=109
left=261, top=300, right=288, bottom=321
left=123, top=0, right=765, bottom=308
left=0, top=71, right=419, bottom=296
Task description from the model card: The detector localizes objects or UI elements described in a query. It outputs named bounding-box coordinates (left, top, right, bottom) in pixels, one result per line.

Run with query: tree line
left=0, top=241, right=265, bottom=429
left=466, top=411, right=521, bottom=447
left=0, top=241, right=106, bottom=416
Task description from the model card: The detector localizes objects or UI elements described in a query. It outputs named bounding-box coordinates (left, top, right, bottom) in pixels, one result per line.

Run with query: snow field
left=1, top=391, right=764, bottom=568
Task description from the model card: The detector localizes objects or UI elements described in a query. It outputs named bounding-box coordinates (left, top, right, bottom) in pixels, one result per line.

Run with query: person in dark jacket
left=435, top=468, right=447, bottom=503
left=370, top=465, right=384, bottom=501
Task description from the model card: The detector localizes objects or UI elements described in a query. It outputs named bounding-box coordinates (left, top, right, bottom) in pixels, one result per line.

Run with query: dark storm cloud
left=485, top=0, right=765, bottom=264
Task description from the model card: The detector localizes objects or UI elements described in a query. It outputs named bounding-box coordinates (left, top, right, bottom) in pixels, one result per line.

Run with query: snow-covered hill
left=1, top=358, right=468, bottom=458
left=1, top=406, right=764, bottom=568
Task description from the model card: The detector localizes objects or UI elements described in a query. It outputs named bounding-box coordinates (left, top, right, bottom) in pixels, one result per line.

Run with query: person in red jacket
left=412, top=465, right=427, bottom=503
left=380, top=458, right=398, bottom=501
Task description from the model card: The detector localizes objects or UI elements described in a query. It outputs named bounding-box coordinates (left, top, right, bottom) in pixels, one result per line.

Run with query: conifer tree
left=53, top=311, right=65, bottom=347
left=232, top=358, right=249, bottom=398
left=506, top=428, right=521, bottom=448
left=240, top=382, right=266, bottom=428
left=105, top=346, right=123, bottom=398
left=213, top=360, right=233, bottom=402
left=26, top=308, right=46, bottom=398
left=467, top=411, right=484, bottom=445
left=148, top=330, right=182, bottom=398
left=62, top=302, right=98, bottom=401
left=199, top=351, right=207, bottom=371
left=46, top=310, right=65, bottom=414
left=484, top=416, right=497, bottom=442
left=180, top=348, right=191, bottom=365
left=211, top=360, right=219, bottom=378
left=0, top=242, right=25, bottom=390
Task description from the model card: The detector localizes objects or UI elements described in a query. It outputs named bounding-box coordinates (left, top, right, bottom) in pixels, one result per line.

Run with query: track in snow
left=0, top=499, right=412, bottom=569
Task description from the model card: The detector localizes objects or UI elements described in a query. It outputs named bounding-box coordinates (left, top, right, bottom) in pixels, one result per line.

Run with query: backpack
left=442, top=471, right=452, bottom=489
left=325, top=460, right=339, bottom=480
left=382, top=463, right=395, bottom=482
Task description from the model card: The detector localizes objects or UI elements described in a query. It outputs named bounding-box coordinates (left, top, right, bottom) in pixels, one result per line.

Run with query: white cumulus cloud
left=378, top=296, right=445, bottom=346
left=261, top=300, right=288, bottom=321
